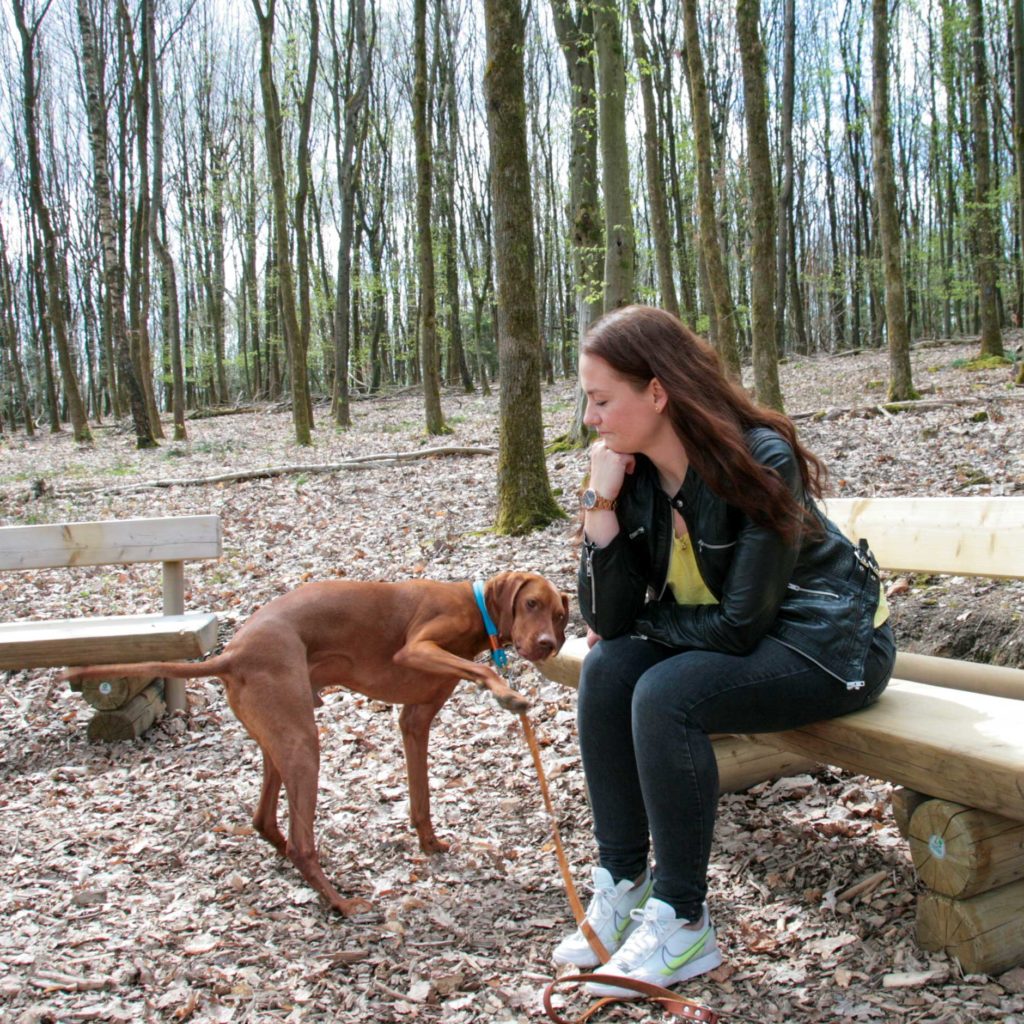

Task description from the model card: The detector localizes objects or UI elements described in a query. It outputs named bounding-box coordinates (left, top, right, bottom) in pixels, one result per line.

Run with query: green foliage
left=950, top=355, right=1012, bottom=371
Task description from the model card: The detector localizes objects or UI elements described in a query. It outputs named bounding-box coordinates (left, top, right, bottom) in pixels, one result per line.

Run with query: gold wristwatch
left=580, top=488, right=617, bottom=512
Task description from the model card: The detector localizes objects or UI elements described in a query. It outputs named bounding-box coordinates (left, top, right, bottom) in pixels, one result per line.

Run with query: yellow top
left=874, top=583, right=890, bottom=627
left=667, top=530, right=890, bottom=627
left=666, top=533, right=718, bottom=606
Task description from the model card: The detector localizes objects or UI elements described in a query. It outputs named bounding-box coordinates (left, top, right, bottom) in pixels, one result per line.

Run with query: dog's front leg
left=398, top=698, right=450, bottom=853
left=393, top=640, right=529, bottom=713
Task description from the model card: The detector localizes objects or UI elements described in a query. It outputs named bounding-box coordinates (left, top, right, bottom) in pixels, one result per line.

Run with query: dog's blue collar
left=473, top=580, right=508, bottom=671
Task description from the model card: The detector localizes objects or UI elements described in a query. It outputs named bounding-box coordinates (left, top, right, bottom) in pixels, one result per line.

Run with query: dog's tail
left=59, top=653, right=231, bottom=684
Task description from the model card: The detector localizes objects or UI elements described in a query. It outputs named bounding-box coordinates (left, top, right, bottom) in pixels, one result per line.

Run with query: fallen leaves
left=1, top=342, right=1023, bottom=1021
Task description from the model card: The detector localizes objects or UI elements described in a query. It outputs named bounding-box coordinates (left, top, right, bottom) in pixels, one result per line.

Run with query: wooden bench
left=537, top=495, right=1024, bottom=975
left=0, top=515, right=222, bottom=740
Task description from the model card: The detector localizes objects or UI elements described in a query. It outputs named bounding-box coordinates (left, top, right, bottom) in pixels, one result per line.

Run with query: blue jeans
left=576, top=623, right=896, bottom=920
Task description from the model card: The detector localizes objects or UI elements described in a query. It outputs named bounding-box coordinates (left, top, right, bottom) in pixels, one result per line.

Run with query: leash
left=473, top=581, right=603, bottom=955
left=472, top=582, right=720, bottom=1023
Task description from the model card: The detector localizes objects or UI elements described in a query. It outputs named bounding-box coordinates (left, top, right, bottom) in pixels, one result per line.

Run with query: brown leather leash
left=518, top=711, right=721, bottom=1024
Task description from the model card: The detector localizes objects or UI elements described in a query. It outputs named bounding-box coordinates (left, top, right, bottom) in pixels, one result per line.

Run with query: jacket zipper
left=696, top=539, right=736, bottom=552
left=769, top=636, right=864, bottom=691
left=585, top=541, right=597, bottom=615
left=787, top=582, right=840, bottom=600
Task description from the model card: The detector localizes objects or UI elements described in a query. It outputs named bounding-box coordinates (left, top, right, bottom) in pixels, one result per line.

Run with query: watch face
left=582, top=489, right=597, bottom=509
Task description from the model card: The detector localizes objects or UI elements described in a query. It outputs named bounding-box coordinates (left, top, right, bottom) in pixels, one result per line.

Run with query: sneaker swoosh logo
left=612, top=880, right=653, bottom=941
left=660, top=925, right=712, bottom=973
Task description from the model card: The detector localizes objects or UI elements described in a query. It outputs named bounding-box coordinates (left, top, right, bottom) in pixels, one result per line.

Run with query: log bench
left=537, top=495, right=1024, bottom=975
left=0, top=515, right=222, bottom=740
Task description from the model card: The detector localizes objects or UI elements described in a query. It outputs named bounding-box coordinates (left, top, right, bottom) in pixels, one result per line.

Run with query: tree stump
left=908, top=798, right=1024, bottom=899
left=916, top=879, right=1024, bottom=975
left=87, top=680, right=165, bottom=743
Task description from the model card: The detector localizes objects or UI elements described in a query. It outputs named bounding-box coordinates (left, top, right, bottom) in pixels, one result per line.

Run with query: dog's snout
left=535, top=634, right=557, bottom=658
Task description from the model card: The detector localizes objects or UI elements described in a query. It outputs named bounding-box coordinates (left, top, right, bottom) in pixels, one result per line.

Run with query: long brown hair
left=582, top=305, right=826, bottom=542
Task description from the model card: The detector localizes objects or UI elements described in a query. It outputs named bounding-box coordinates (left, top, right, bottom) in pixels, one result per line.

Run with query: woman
left=553, top=306, right=895, bottom=998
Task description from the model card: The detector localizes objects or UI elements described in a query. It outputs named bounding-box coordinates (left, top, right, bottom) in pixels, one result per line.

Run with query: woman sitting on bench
left=553, top=305, right=896, bottom=998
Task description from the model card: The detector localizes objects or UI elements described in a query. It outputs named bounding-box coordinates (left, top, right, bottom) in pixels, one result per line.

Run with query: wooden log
left=890, top=787, right=929, bottom=839
left=87, top=681, right=165, bottom=743
left=769, top=680, right=1024, bottom=822
left=894, top=651, right=1024, bottom=702
left=713, top=735, right=817, bottom=794
left=822, top=496, right=1024, bottom=579
left=908, top=798, right=1024, bottom=899
left=916, top=880, right=1024, bottom=975
left=0, top=612, right=219, bottom=669
left=80, top=675, right=158, bottom=711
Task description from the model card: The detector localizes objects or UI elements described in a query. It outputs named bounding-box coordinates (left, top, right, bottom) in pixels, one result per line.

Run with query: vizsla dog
left=62, top=572, right=568, bottom=915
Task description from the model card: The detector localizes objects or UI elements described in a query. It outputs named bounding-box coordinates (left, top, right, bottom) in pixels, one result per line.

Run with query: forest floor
left=1, top=336, right=1023, bottom=1024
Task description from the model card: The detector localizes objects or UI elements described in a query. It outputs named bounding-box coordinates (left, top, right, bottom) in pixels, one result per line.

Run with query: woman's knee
left=631, top=660, right=699, bottom=732
left=578, top=637, right=658, bottom=712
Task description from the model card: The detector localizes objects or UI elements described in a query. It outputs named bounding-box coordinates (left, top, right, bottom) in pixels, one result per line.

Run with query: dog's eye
left=526, top=598, right=538, bottom=610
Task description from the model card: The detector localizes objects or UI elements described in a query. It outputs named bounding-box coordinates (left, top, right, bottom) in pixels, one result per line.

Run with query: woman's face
left=579, top=353, right=665, bottom=455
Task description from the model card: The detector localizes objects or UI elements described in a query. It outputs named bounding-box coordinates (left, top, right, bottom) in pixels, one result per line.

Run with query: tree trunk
left=774, top=0, right=795, bottom=355
left=1015, top=0, right=1024, bottom=383
left=328, top=0, right=370, bottom=425
left=871, top=0, right=916, bottom=400
left=681, top=0, right=740, bottom=378
left=145, top=0, right=186, bottom=440
left=13, top=0, right=92, bottom=442
left=76, top=0, right=155, bottom=448
left=594, top=0, right=634, bottom=309
left=736, top=0, right=782, bottom=410
left=293, top=0, right=318, bottom=429
left=550, top=0, right=603, bottom=447
left=483, top=0, right=563, bottom=535
left=251, top=0, right=312, bottom=444
left=628, top=2, right=678, bottom=317
left=413, top=0, right=447, bottom=434
left=967, top=0, right=1004, bottom=358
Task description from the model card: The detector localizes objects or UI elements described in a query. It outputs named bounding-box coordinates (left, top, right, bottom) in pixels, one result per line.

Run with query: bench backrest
left=0, top=515, right=223, bottom=572
left=823, top=496, right=1024, bottom=578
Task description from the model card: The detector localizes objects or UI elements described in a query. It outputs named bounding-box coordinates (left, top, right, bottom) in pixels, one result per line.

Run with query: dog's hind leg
left=253, top=754, right=286, bottom=855
left=226, top=664, right=372, bottom=916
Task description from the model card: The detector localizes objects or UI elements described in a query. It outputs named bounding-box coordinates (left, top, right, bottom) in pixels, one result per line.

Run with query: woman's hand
left=588, top=440, right=635, bottom=500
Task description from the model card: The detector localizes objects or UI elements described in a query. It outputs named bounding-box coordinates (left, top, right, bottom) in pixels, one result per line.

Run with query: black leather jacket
left=578, top=428, right=882, bottom=689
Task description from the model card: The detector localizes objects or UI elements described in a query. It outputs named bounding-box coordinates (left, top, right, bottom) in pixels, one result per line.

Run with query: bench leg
left=164, top=677, right=187, bottom=714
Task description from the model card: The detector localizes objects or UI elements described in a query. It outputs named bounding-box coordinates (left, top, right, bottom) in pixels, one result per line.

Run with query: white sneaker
left=552, top=866, right=653, bottom=968
left=585, top=898, right=722, bottom=998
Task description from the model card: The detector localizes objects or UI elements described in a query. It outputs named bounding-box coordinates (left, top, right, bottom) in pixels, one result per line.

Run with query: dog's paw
left=418, top=834, right=450, bottom=855
left=496, top=690, right=530, bottom=714
left=335, top=896, right=373, bottom=917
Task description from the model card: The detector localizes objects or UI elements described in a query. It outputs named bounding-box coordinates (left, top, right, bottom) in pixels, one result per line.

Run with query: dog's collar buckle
left=472, top=580, right=509, bottom=672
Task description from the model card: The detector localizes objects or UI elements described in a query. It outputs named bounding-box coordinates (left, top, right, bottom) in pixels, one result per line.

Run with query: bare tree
left=12, top=0, right=92, bottom=442
left=871, top=0, right=915, bottom=400
left=736, top=0, right=782, bottom=409
left=681, top=0, right=740, bottom=377
left=76, top=0, right=155, bottom=447
left=483, top=0, right=563, bottom=534
left=251, top=0, right=312, bottom=444
left=628, top=2, right=678, bottom=316
left=413, top=0, right=447, bottom=434
left=594, top=0, right=634, bottom=309
left=966, top=0, right=1004, bottom=358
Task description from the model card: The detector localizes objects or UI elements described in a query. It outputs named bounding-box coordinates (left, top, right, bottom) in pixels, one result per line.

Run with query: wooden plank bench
left=0, top=515, right=222, bottom=740
left=537, top=495, right=1024, bottom=975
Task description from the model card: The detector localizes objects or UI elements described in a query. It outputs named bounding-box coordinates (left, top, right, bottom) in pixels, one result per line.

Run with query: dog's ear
left=487, top=572, right=531, bottom=639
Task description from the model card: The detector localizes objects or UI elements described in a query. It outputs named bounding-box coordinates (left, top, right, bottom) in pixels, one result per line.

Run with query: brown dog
left=61, top=572, right=569, bottom=915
